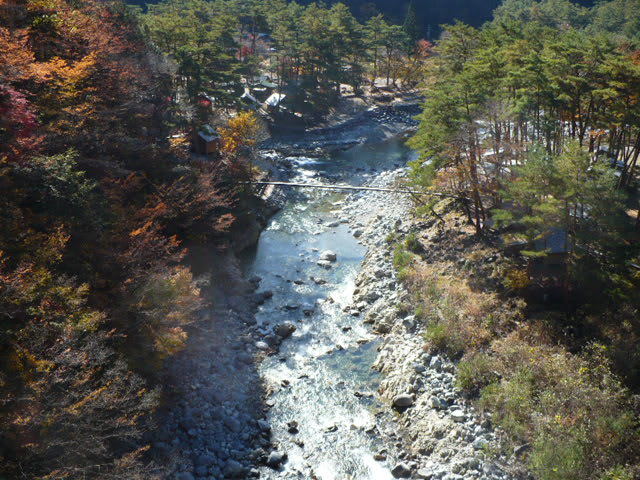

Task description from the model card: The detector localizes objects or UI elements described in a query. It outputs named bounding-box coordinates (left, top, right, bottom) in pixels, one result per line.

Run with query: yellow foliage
left=9, top=346, right=56, bottom=388
left=0, top=28, right=35, bottom=81
left=219, top=112, right=261, bottom=157
left=132, top=266, right=201, bottom=358
left=115, top=445, right=151, bottom=469
left=504, top=268, right=531, bottom=291
left=71, top=310, right=106, bottom=332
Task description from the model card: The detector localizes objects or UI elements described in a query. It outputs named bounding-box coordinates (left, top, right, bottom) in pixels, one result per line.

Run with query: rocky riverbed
left=152, top=104, right=526, bottom=480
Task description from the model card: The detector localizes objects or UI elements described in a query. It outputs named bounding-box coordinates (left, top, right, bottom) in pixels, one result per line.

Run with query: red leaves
left=415, top=39, right=433, bottom=58
left=0, top=84, right=41, bottom=161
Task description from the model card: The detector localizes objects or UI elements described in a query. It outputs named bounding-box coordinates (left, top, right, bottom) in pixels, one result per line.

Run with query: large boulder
left=275, top=322, right=296, bottom=339
left=266, top=451, right=287, bottom=469
left=450, top=410, right=466, bottom=423
left=317, top=260, right=333, bottom=269
left=392, top=394, right=414, bottom=409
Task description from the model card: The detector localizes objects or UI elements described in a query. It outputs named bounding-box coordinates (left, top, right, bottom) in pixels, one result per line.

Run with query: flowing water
left=244, top=138, right=413, bottom=479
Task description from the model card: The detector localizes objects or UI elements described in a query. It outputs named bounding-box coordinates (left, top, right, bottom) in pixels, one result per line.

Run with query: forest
left=140, top=0, right=430, bottom=124
left=0, top=0, right=422, bottom=477
left=1, top=0, right=639, bottom=478
left=0, top=0, right=240, bottom=477
left=406, top=0, right=640, bottom=478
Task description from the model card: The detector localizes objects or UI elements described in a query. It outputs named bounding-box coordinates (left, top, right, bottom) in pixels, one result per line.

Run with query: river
left=244, top=137, right=414, bottom=479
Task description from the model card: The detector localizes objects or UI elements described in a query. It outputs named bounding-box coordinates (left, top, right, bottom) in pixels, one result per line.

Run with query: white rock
left=451, top=410, right=466, bottom=422
left=319, top=250, right=337, bottom=262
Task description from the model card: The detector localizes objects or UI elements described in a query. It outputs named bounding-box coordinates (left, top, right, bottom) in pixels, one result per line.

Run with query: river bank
left=343, top=183, right=530, bottom=480
left=151, top=101, right=526, bottom=480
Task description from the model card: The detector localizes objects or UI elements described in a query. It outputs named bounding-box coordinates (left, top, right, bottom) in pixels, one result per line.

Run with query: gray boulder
left=266, top=451, right=286, bottom=469
left=391, top=462, right=412, bottom=478
left=275, top=322, right=296, bottom=339
left=450, top=410, right=466, bottom=422
left=392, top=394, right=414, bottom=409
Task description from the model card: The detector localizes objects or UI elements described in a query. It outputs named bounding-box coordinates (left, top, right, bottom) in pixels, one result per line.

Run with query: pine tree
left=403, top=1, right=421, bottom=49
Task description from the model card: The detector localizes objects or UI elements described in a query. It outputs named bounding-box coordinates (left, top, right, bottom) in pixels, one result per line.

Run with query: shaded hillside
left=128, top=0, right=596, bottom=37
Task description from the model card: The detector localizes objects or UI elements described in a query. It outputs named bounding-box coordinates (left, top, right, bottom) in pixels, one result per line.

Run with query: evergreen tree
left=402, top=1, right=421, bottom=49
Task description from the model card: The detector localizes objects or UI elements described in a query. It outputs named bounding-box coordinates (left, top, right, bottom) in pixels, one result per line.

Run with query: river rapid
left=245, top=138, right=414, bottom=479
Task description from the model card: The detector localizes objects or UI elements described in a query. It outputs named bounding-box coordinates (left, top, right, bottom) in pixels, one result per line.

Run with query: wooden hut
left=193, top=125, right=221, bottom=155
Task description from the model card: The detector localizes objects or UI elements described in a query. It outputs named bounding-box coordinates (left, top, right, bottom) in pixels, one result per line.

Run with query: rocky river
left=153, top=105, right=524, bottom=480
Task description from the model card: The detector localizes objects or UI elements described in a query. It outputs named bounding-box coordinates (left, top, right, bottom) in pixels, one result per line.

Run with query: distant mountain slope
left=127, top=0, right=596, bottom=38
left=309, top=0, right=597, bottom=36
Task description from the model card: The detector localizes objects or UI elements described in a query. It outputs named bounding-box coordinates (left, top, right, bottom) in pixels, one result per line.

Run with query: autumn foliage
left=0, top=0, right=238, bottom=478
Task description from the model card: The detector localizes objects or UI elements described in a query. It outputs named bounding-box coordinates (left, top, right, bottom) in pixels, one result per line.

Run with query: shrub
left=393, top=244, right=415, bottom=280
left=479, top=367, right=536, bottom=440
left=456, top=353, right=498, bottom=395
left=478, top=336, right=639, bottom=479
left=130, top=266, right=202, bottom=359
left=404, top=232, right=422, bottom=253
left=530, top=426, right=589, bottom=480
left=503, top=268, right=531, bottom=291
left=386, top=231, right=399, bottom=244
left=601, top=466, right=636, bottom=480
left=425, top=322, right=465, bottom=357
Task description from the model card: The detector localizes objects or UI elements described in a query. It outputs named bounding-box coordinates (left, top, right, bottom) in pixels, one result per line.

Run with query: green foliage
left=129, top=267, right=201, bottom=358
left=404, top=232, right=422, bottom=253
left=456, top=353, right=498, bottom=395
left=425, top=321, right=465, bottom=357
left=495, top=140, right=632, bottom=296
left=480, top=368, right=536, bottom=440
left=530, top=426, right=589, bottom=480
left=601, top=465, right=636, bottom=480
left=16, top=150, right=106, bottom=227
left=144, top=0, right=243, bottom=111
left=393, top=243, right=415, bottom=272
left=402, top=1, right=421, bottom=48
left=477, top=338, right=639, bottom=479
left=385, top=231, right=399, bottom=244
left=0, top=0, right=233, bottom=477
left=409, top=0, right=640, bottom=253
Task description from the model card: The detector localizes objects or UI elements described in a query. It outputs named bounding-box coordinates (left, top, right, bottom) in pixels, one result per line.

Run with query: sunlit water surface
left=245, top=139, right=413, bottom=479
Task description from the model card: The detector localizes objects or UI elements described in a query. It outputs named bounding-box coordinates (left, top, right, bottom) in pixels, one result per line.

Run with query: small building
left=265, top=93, right=286, bottom=112
left=193, top=125, right=221, bottom=155
left=240, top=91, right=261, bottom=108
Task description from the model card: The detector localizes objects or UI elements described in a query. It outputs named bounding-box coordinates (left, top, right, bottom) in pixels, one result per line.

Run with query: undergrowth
left=397, top=244, right=640, bottom=480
